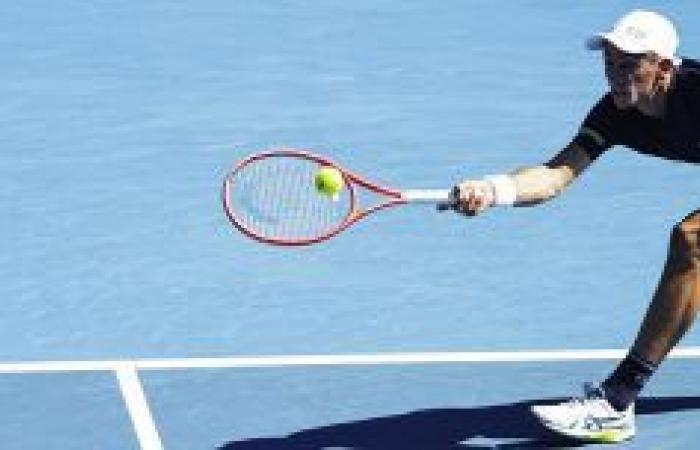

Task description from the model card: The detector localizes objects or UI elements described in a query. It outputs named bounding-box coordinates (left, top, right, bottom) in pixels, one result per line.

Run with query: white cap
left=586, top=10, right=679, bottom=60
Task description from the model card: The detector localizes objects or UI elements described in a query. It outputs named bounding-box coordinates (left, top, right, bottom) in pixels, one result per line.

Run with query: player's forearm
left=509, top=165, right=572, bottom=206
left=451, top=161, right=578, bottom=214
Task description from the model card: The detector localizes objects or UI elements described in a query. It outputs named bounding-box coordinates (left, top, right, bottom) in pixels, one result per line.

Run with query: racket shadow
left=218, top=396, right=700, bottom=449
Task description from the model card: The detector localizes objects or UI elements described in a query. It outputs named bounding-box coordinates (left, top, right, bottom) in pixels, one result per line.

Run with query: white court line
left=3, top=347, right=700, bottom=450
left=1, top=347, right=700, bottom=373
left=115, top=363, right=164, bottom=450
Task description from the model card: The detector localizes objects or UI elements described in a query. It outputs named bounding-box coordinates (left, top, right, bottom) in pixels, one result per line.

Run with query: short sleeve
left=573, top=94, right=621, bottom=161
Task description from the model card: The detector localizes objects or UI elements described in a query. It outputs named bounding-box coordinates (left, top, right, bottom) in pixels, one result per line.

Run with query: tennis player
left=446, top=10, right=699, bottom=443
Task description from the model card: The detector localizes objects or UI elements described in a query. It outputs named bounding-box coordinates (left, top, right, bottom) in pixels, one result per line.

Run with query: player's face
left=603, top=44, right=661, bottom=109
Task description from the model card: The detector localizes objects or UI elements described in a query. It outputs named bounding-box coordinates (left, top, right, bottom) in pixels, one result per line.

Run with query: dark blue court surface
left=139, top=358, right=700, bottom=449
left=0, top=372, right=139, bottom=450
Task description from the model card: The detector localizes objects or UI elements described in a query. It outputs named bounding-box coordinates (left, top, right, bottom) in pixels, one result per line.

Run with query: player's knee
left=670, top=218, right=700, bottom=265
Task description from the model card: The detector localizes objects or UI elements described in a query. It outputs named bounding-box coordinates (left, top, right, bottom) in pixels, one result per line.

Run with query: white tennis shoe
left=531, top=383, right=635, bottom=443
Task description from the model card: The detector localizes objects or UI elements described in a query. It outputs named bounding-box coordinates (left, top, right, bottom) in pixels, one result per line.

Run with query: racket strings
left=227, top=156, right=352, bottom=241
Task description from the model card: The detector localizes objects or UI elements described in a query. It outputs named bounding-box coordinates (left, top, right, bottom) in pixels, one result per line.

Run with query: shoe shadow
left=217, top=396, right=700, bottom=450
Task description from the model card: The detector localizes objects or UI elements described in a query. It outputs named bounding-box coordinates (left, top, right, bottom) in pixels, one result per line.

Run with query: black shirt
left=574, top=58, right=700, bottom=164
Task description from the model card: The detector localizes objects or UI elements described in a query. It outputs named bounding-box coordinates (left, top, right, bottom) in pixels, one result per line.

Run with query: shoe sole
left=537, top=419, right=635, bottom=443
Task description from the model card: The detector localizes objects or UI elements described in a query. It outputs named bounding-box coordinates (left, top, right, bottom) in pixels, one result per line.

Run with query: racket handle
left=402, top=189, right=451, bottom=203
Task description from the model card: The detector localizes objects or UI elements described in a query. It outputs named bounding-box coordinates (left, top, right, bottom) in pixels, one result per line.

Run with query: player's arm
left=446, top=141, right=594, bottom=215
left=511, top=141, right=594, bottom=206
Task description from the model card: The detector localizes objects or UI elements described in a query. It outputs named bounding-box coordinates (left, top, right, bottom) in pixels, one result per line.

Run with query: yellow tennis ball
left=314, top=166, right=344, bottom=197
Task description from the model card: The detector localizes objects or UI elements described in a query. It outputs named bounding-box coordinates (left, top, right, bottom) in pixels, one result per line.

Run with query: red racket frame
left=222, top=149, right=409, bottom=246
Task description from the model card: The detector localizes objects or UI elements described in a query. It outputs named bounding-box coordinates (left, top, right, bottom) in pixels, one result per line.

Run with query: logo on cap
left=623, top=26, right=647, bottom=41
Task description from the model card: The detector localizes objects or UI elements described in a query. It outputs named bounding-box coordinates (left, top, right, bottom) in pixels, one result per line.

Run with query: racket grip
left=402, top=189, right=451, bottom=203
left=436, top=202, right=456, bottom=212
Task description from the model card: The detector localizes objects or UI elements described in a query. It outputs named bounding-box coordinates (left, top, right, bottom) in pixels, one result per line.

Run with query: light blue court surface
left=2, top=0, right=700, bottom=448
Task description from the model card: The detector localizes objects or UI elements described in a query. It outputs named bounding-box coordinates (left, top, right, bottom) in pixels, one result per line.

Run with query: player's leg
left=601, top=208, right=700, bottom=410
left=532, top=209, right=700, bottom=443
left=631, top=208, right=700, bottom=363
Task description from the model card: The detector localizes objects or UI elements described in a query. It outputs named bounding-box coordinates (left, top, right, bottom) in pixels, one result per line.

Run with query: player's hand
left=438, top=179, right=495, bottom=216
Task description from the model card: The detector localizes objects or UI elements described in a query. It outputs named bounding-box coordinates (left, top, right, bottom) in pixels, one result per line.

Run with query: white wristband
left=483, top=174, right=517, bottom=206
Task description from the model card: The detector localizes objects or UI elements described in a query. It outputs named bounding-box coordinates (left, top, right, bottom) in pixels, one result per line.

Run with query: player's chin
left=611, top=92, right=635, bottom=109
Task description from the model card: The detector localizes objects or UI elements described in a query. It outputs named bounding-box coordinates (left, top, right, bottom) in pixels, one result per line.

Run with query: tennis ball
left=314, top=166, right=344, bottom=197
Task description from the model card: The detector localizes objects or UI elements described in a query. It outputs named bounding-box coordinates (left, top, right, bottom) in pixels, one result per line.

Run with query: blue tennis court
left=2, top=0, right=700, bottom=448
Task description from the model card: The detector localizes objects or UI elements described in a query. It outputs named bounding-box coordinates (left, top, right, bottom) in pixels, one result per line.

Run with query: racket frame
left=222, top=148, right=448, bottom=246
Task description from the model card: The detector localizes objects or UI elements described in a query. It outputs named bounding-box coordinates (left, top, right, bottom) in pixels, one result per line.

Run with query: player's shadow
left=218, top=396, right=700, bottom=449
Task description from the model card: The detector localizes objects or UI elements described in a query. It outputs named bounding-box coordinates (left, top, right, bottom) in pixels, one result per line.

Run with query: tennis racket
left=222, top=148, right=451, bottom=246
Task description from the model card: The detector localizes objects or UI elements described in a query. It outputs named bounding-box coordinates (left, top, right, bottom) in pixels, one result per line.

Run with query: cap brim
left=586, top=32, right=651, bottom=55
left=585, top=33, right=607, bottom=51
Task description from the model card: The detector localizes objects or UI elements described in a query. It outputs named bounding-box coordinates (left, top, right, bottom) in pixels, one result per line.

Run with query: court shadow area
left=218, top=396, right=700, bottom=449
